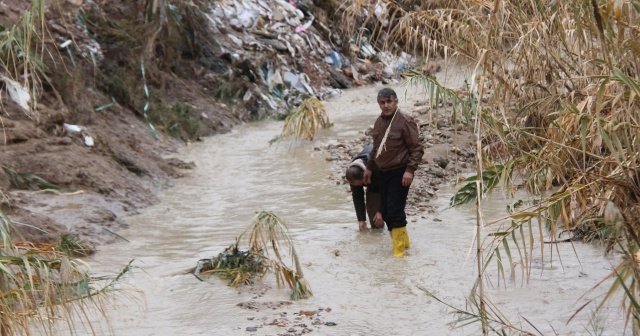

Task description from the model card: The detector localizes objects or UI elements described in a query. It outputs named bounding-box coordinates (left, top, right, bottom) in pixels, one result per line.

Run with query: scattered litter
left=295, top=18, right=313, bottom=33
left=200, top=0, right=418, bottom=118
left=63, top=123, right=83, bottom=133
left=359, top=40, right=376, bottom=58
left=228, top=34, right=243, bottom=47
left=374, top=3, right=389, bottom=26
left=63, top=123, right=95, bottom=147
left=1, top=75, right=31, bottom=113
left=83, top=135, right=94, bottom=147
left=59, top=39, right=72, bottom=49
left=283, top=71, right=314, bottom=95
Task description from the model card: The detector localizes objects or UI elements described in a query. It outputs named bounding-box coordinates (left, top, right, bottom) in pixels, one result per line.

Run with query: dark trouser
left=379, top=166, right=409, bottom=231
left=365, top=189, right=382, bottom=229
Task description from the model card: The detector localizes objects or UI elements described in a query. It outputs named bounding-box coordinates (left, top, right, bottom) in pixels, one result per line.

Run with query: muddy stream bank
left=85, top=84, right=624, bottom=336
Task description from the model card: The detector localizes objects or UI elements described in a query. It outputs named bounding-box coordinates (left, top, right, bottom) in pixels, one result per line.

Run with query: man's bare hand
left=372, top=212, right=384, bottom=228
left=358, top=221, right=367, bottom=231
left=363, top=169, right=372, bottom=185
left=402, top=171, right=414, bottom=187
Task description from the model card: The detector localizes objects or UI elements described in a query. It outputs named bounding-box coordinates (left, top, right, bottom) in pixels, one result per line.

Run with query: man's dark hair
left=346, top=165, right=364, bottom=183
left=377, top=88, right=397, bottom=100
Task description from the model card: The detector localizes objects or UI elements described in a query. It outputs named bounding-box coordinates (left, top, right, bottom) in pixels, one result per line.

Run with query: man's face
left=377, top=96, right=398, bottom=117
left=350, top=179, right=364, bottom=187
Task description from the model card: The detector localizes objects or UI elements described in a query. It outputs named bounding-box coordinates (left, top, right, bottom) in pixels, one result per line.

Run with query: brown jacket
left=367, top=110, right=423, bottom=173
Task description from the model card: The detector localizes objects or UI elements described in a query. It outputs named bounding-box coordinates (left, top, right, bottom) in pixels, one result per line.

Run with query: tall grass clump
left=194, top=211, right=312, bottom=300
left=0, top=209, right=128, bottom=335
left=338, top=0, right=640, bottom=333
left=270, top=97, right=331, bottom=144
left=0, top=0, right=47, bottom=119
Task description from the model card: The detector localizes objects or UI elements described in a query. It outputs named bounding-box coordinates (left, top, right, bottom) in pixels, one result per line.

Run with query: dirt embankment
left=0, top=0, right=432, bottom=252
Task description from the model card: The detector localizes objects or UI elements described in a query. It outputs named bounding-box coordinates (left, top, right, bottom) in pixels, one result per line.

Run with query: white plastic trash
left=83, top=135, right=94, bottom=147
left=1, top=76, right=31, bottom=112
left=63, top=123, right=83, bottom=133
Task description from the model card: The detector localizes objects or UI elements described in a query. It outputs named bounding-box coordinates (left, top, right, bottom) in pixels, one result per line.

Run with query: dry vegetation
left=271, top=97, right=331, bottom=144
left=194, top=211, right=312, bottom=301
left=334, top=0, right=640, bottom=333
left=0, top=210, right=130, bottom=335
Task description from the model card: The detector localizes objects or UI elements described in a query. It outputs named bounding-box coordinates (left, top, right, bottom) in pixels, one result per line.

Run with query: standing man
left=345, top=144, right=384, bottom=231
left=363, top=88, right=423, bottom=257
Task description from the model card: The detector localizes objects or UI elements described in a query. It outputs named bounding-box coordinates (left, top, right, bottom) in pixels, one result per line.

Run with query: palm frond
left=271, top=97, right=331, bottom=144
left=194, top=211, right=312, bottom=300
left=404, top=70, right=475, bottom=125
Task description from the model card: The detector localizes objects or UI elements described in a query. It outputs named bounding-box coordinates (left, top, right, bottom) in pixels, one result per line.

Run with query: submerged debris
left=195, top=241, right=267, bottom=286
left=193, top=211, right=312, bottom=300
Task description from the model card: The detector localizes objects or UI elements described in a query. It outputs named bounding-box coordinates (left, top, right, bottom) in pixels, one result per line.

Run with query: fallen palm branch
left=270, top=97, right=331, bottom=144
left=193, top=211, right=312, bottom=300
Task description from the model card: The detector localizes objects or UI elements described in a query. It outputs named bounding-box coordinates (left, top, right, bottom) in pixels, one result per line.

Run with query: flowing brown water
left=85, top=82, right=625, bottom=335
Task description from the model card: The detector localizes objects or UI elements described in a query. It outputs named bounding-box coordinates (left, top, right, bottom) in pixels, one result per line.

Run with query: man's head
left=377, top=88, right=398, bottom=117
left=346, top=165, right=365, bottom=186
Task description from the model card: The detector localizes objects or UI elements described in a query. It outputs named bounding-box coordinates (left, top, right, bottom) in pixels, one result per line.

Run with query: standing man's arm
left=364, top=120, right=381, bottom=185
left=351, top=185, right=367, bottom=231
left=402, top=117, right=424, bottom=187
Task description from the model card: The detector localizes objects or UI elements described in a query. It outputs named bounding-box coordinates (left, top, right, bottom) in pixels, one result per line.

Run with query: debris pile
left=204, top=0, right=418, bottom=117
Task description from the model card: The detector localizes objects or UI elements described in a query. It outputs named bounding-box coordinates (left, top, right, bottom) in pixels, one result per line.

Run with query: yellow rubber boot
left=402, top=227, right=410, bottom=250
left=391, top=228, right=407, bottom=257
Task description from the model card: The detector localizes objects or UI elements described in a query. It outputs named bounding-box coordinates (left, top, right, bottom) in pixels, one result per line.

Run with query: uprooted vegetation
left=325, top=0, right=640, bottom=333
left=193, top=211, right=312, bottom=301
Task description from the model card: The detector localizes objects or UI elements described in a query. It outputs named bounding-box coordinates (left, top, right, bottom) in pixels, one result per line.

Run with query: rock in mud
left=429, top=166, right=446, bottom=178
left=433, top=156, right=449, bottom=169
left=298, top=310, right=316, bottom=317
left=166, top=158, right=196, bottom=169
left=246, top=326, right=258, bottom=332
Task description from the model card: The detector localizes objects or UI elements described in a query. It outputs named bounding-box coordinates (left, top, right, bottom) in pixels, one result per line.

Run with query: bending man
left=346, top=144, right=384, bottom=231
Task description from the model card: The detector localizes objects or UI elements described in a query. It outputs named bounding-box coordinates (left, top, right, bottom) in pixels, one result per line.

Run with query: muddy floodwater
left=86, top=83, right=625, bottom=335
